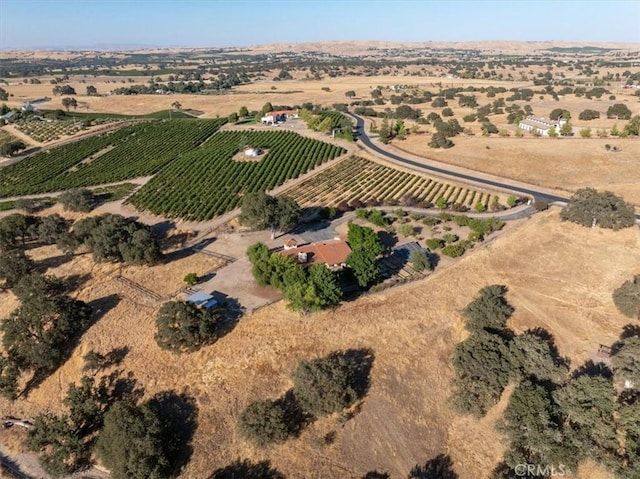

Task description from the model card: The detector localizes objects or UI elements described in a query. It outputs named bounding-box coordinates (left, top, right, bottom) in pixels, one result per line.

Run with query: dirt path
left=0, top=176, right=152, bottom=203
left=2, top=124, right=43, bottom=147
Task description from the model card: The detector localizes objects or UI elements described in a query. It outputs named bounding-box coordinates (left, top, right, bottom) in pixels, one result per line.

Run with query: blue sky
left=1, top=0, right=639, bottom=50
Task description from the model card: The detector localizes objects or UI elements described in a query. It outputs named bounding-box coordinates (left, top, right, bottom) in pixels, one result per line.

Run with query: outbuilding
left=186, top=291, right=219, bottom=309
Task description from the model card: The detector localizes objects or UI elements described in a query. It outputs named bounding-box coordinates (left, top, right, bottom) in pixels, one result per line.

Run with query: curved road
left=347, top=112, right=640, bottom=222
left=347, top=112, right=568, bottom=204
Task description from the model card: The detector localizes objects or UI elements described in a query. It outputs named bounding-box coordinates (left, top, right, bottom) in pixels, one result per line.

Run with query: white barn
left=519, top=116, right=567, bottom=136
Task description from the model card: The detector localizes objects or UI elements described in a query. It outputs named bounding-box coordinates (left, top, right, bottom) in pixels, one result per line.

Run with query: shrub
left=435, top=196, right=448, bottom=209
left=410, top=249, right=430, bottom=272
left=441, top=243, right=466, bottom=258
left=398, top=224, right=414, bottom=237
left=442, top=233, right=458, bottom=243
left=474, top=201, right=486, bottom=213
left=425, top=238, right=444, bottom=250
left=613, top=275, right=640, bottom=319
left=451, top=203, right=469, bottom=212
left=422, top=217, right=441, bottom=227
left=183, top=273, right=198, bottom=286
left=560, top=188, right=635, bottom=230
left=534, top=201, right=548, bottom=211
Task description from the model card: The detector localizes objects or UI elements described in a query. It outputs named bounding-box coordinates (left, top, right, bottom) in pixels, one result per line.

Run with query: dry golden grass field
left=1, top=209, right=637, bottom=479
left=395, top=135, right=640, bottom=206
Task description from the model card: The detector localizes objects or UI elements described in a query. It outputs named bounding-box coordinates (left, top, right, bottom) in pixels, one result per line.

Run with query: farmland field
left=129, top=130, right=346, bottom=220
left=0, top=118, right=226, bottom=197
left=284, top=155, right=506, bottom=209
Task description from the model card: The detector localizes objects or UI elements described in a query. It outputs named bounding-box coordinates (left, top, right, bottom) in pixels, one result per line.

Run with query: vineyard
left=128, top=130, right=346, bottom=221
left=14, top=117, right=119, bottom=143
left=284, top=156, right=505, bottom=209
left=0, top=119, right=226, bottom=198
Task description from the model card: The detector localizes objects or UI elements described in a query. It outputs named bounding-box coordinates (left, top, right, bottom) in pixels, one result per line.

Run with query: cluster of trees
left=247, top=242, right=343, bottom=313
left=61, top=97, right=78, bottom=111
left=51, top=85, right=76, bottom=95
left=69, top=214, right=162, bottom=264
left=607, top=103, right=632, bottom=120
left=429, top=118, right=463, bottom=149
left=238, top=349, right=373, bottom=447
left=239, top=191, right=301, bottom=239
left=377, top=118, right=407, bottom=144
left=299, top=108, right=335, bottom=133
left=27, top=367, right=197, bottom=479
left=0, top=212, right=162, bottom=271
left=0, top=272, right=92, bottom=400
left=560, top=188, right=636, bottom=230
left=452, top=285, right=640, bottom=478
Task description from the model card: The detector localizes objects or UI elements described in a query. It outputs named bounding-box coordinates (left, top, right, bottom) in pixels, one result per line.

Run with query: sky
left=1, top=0, right=639, bottom=50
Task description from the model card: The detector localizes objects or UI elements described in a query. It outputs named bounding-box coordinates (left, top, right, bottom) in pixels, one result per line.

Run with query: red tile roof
left=279, top=238, right=351, bottom=267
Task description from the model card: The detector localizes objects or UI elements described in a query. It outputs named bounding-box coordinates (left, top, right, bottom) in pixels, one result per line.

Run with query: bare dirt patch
left=232, top=147, right=269, bottom=162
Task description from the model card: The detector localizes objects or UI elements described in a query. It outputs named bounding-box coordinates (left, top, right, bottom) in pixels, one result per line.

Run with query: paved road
left=346, top=112, right=640, bottom=222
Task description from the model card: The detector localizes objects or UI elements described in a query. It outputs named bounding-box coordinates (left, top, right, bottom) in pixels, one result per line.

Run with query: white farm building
left=518, top=116, right=567, bottom=136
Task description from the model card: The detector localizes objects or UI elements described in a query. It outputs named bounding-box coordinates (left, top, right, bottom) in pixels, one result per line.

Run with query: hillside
left=1, top=208, right=637, bottom=478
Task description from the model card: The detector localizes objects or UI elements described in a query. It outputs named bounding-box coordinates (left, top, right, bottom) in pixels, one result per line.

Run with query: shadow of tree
left=377, top=230, right=398, bottom=249
left=87, top=294, right=122, bottom=323
left=361, top=471, right=390, bottom=479
left=208, top=459, right=285, bottom=479
left=20, top=294, right=121, bottom=398
left=409, top=454, right=459, bottom=479
left=82, top=346, right=129, bottom=375
left=341, top=348, right=375, bottom=400
left=278, top=389, right=312, bottom=438
left=147, top=390, right=199, bottom=477
left=63, top=272, right=92, bottom=294
left=620, top=324, right=640, bottom=340
left=36, top=253, right=73, bottom=271
left=570, top=360, right=612, bottom=380
left=100, top=369, right=144, bottom=406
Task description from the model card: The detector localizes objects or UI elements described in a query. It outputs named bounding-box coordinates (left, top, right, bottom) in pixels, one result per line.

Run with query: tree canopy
left=155, top=301, right=223, bottom=353
left=462, top=284, right=514, bottom=333
left=613, top=275, right=640, bottom=319
left=71, top=214, right=162, bottom=264
left=292, top=349, right=372, bottom=417
left=60, top=188, right=95, bottom=213
left=560, top=188, right=635, bottom=230
left=239, top=192, right=301, bottom=237
left=97, top=400, right=172, bottom=479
